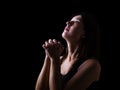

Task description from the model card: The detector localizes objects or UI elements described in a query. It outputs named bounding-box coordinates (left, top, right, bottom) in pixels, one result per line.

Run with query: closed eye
left=66, top=20, right=80, bottom=25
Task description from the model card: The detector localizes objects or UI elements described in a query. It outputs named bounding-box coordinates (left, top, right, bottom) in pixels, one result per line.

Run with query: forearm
left=49, top=58, right=62, bottom=90
left=35, top=56, right=50, bottom=90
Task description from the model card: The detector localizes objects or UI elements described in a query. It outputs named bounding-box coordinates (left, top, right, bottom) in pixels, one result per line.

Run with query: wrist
left=50, top=57, right=60, bottom=63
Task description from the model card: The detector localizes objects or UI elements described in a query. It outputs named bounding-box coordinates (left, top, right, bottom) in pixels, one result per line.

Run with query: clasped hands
left=42, top=39, right=64, bottom=60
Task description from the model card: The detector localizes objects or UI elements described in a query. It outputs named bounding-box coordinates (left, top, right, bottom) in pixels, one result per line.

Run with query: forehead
left=71, top=15, right=82, bottom=21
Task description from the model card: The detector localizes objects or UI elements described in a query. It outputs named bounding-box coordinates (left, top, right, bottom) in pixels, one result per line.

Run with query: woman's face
left=62, top=15, right=85, bottom=43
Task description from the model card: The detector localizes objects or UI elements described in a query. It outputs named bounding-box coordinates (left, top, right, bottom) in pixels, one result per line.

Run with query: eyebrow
left=71, top=20, right=80, bottom=22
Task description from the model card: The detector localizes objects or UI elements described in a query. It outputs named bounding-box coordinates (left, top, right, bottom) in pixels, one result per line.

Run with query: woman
left=35, top=12, right=101, bottom=90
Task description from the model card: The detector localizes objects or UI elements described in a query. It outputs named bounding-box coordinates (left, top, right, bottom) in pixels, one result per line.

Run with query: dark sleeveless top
left=61, top=58, right=100, bottom=89
left=61, top=59, right=84, bottom=88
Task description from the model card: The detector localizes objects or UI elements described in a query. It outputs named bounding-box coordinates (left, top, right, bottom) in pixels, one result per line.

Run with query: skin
left=35, top=15, right=101, bottom=90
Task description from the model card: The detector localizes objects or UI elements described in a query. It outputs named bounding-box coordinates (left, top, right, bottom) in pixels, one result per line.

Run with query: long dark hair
left=61, top=12, right=101, bottom=61
left=80, top=12, right=101, bottom=60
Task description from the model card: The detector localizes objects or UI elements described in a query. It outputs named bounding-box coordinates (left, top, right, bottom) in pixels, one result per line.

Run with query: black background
left=1, top=1, right=119, bottom=90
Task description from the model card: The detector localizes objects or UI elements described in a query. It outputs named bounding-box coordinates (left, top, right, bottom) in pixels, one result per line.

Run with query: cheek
left=70, top=26, right=81, bottom=35
left=70, top=27, right=82, bottom=39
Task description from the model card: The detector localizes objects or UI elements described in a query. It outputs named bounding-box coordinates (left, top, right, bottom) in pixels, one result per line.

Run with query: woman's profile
left=35, top=12, right=101, bottom=90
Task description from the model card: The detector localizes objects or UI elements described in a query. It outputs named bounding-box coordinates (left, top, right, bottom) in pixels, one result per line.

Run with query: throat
left=60, top=60, right=75, bottom=75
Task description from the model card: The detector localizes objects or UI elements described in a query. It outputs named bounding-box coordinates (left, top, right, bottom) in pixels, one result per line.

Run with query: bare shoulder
left=80, top=58, right=101, bottom=70
left=63, top=58, right=101, bottom=90
left=78, top=58, right=101, bottom=81
left=80, top=58, right=101, bottom=68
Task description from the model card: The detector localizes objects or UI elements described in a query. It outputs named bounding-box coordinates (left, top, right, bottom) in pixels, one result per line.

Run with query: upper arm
left=63, top=59, right=101, bottom=90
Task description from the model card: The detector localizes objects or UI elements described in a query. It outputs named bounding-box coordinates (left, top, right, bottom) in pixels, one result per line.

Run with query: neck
left=66, top=40, right=82, bottom=61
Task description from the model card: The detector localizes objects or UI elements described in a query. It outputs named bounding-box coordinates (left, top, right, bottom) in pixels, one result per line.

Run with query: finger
left=48, top=39, right=55, bottom=46
left=43, top=43, right=48, bottom=49
left=48, top=39, right=52, bottom=43
left=42, top=44, right=46, bottom=49
left=45, top=41, right=49, bottom=47
left=53, top=39, right=57, bottom=44
left=57, top=41, right=61, bottom=45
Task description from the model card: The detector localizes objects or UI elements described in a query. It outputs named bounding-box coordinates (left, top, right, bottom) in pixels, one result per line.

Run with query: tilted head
left=62, top=12, right=100, bottom=59
left=62, top=15, right=85, bottom=43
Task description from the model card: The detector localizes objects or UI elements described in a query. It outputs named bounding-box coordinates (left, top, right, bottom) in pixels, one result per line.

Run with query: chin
left=62, top=32, right=66, bottom=39
left=62, top=33, right=69, bottom=41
